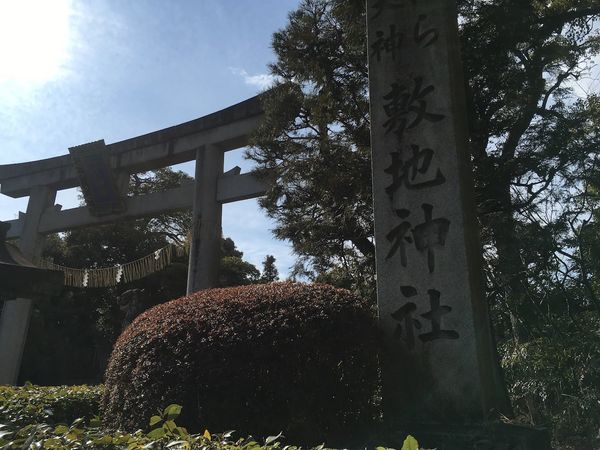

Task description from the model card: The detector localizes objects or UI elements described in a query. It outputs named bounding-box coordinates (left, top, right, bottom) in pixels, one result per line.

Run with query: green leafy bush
left=0, top=384, right=101, bottom=427
left=501, top=312, right=600, bottom=449
left=102, top=282, right=380, bottom=443
left=0, top=402, right=302, bottom=450
left=1, top=397, right=421, bottom=450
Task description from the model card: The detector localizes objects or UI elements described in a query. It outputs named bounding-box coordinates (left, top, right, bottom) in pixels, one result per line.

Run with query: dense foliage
left=248, top=0, right=600, bottom=447
left=0, top=384, right=101, bottom=428
left=101, top=282, right=379, bottom=444
left=0, top=386, right=424, bottom=450
left=0, top=386, right=304, bottom=450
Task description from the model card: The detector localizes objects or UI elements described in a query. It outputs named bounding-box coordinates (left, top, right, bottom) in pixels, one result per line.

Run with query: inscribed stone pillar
left=0, top=186, right=56, bottom=384
left=366, top=0, right=510, bottom=423
left=186, top=144, right=224, bottom=294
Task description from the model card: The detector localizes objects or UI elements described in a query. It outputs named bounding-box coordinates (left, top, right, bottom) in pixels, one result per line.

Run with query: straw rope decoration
left=37, top=243, right=188, bottom=288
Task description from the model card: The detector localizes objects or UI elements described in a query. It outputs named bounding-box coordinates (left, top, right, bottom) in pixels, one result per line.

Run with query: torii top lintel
left=0, top=93, right=265, bottom=199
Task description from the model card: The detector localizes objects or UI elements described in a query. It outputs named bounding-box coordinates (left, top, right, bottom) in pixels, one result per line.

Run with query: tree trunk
left=490, top=181, right=529, bottom=346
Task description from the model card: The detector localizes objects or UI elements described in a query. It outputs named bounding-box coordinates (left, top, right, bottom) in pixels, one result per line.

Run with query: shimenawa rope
left=36, top=243, right=187, bottom=288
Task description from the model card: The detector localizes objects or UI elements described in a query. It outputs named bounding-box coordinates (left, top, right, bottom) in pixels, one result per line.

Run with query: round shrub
left=101, top=282, right=379, bottom=442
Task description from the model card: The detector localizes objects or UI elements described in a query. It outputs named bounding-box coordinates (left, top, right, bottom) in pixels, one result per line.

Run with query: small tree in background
left=260, top=254, right=279, bottom=283
left=219, top=238, right=261, bottom=287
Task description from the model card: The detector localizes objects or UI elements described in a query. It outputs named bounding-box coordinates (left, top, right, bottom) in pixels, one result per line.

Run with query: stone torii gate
left=0, top=94, right=269, bottom=385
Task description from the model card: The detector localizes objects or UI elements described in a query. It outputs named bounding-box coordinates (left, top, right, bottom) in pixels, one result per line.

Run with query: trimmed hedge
left=0, top=384, right=101, bottom=427
left=101, top=282, right=380, bottom=442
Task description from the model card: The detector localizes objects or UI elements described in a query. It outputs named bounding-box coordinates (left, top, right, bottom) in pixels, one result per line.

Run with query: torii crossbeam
left=0, top=93, right=269, bottom=384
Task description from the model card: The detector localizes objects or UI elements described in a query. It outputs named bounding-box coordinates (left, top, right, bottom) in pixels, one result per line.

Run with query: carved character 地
left=384, top=144, right=446, bottom=198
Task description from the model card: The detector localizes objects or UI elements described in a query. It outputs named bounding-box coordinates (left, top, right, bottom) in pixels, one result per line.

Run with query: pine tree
left=260, top=254, right=279, bottom=283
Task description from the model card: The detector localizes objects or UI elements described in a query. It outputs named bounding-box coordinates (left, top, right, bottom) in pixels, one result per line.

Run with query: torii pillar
left=186, top=144, right=224, bottom=294
left=0, top=186, right=57, bottom=384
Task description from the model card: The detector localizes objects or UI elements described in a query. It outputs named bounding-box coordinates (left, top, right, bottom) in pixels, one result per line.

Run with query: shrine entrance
left=0, top=93, right=268, bottom=384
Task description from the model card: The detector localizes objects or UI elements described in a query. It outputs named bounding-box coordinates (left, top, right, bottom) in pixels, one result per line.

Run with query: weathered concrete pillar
left=186, top=144, right=224, bottom=294
left=0, top=186, right=56, bottom=384
left=366, top=0, right=511, bottom=424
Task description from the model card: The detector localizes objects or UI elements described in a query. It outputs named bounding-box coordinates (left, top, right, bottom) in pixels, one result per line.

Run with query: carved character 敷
left=382, top=76, right=446, bottom=139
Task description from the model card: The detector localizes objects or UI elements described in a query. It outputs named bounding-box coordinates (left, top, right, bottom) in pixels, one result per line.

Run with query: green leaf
left=89, top=417, right=102, bottom=428
left=401, top=435, right=419, bottom=450
left=42, top=437, right=62, bottom=449
left=173, top=427, right=188, bottom=437
left=265, top=432, right=283, bottom=445
left=147, top=428, right=166, bottom=439
left=163, top=404, right=182, bottom=420
left=163, top=420, right=177, bottom=432
left=114, top=435, right=132, bottom=445
left=65, top=431, right=81, bottom=441
left=149, top=415, right=162, bottom=427
left=0, top=431, right=12, bottom=439
left=94, top=435, right=113, bottom=445
left=54, top=425, right=68, bottom=434
left=71, top=418, right=85, bottom=427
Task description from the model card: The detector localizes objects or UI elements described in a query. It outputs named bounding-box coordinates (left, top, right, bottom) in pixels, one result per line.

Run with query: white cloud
left=229, top=67, right=277, bottom=90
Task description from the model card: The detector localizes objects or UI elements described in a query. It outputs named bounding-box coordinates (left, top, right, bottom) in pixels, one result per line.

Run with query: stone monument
left=366, top=1, right=551, bottom=448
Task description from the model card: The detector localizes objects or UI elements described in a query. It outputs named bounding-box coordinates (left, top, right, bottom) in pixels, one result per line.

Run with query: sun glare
left=0, top=0, right=72, bottom=84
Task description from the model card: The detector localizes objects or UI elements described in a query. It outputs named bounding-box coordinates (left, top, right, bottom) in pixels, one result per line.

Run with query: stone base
left=378, top=422, right=551, bottom=450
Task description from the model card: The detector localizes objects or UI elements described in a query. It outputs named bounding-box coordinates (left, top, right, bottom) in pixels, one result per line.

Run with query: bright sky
left=0, top=0, right=301, bottom=276
left=1, top=1, right=598, bottom=279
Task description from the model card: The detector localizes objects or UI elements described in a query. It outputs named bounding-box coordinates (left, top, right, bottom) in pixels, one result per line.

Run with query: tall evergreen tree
left=249, top=0, right=374, bottom=298
left=260, top=254, right=279, bottom=283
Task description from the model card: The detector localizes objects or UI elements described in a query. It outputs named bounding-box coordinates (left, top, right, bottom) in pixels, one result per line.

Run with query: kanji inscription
left=382, top=76, right=445, bottom=139
left=367, top=0, right=508, bottom=420
left=384, top=144, right=446, bottom=198
left=391, top=286, right=459, bottom=350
